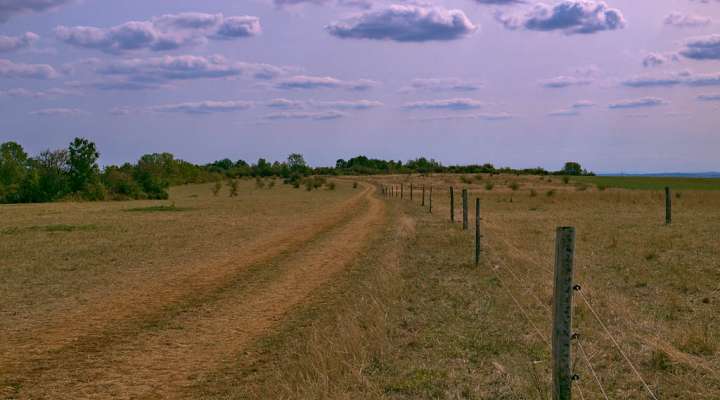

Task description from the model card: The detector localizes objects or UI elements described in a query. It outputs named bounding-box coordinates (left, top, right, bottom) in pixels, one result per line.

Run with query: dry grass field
left=2, top=174, right=719, bottom=399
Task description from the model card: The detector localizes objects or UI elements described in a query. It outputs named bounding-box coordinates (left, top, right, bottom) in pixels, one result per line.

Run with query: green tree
left=68, top=137, right=101, bottom=196
left=561, top=162, right=583, bottom=176
left=0, top=141, right=28, bottom=186
left=287, top=153, right=309, bottom=175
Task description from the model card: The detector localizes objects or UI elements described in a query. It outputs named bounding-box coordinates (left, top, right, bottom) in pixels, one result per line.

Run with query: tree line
left=0, top=138, right=592, bottom=204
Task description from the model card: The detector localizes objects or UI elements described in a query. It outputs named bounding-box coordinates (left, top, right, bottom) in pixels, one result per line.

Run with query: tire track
left=11, top=184, right=386, bottom=399
left=1, top=186, right=370, bottom=393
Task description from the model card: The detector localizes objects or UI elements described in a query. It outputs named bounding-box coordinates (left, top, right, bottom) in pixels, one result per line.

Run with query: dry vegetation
left=1, top=173, right=719, bottom=399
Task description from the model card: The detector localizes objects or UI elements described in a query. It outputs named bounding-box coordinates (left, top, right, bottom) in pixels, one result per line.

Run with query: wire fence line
left=381, top=182, right=676, bottom=399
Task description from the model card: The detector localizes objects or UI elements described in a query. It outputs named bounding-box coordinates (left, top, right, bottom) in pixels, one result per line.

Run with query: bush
left=562, top=176, right=570, bottom=184
left=546, top=189, right=556, bottom=197
left=530, top=189, right=537, bottom=197
left=212, top=181, right=222, bottom=196
left=485, top=182, right=494, bottom=191
left=327, top=182, right=336, bottom=190
left=460, top=175, right=473, bottom=184
left=255, top=177, right=265, bottom=189
left=575, top=183, right=588, bottom=191
left=597, top=184, right=606, bottom=191
left=228, top=179, right=239, bottom=197
left=352, top=182, right=358, bottom=189
left=474, top=174, right=484, bottom=181
left=268, top=180, right=276, bottom=189
left=508, top=182, right=520, bottom=191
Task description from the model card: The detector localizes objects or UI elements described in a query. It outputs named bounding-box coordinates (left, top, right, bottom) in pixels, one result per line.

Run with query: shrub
left=474, top=174, right=483, bottom=181
left=212, top=181, right=222, bottom=196
left=460, top=175, right=473, bottom=184
left=484, top=182, right=494, bottom=191
left=255, top=177, right=265, bottom=189
left=597, top=184, right=606, bottom=191
left=530, top=189, right=537, bottom=197
left=268, top=180, right=276, bottom=189
left=562, top=176, right=570, bottom=184
left=508, top=182, right=520, bottom=191
left=575, top=183, right=588, bottom=191
left=327, top=182, right=336, bottom=190
left=352, top=182, right=358, bottom=189
left=546, top=189, right=556, bottom=197
left=228, top=179, right=239, bottom=197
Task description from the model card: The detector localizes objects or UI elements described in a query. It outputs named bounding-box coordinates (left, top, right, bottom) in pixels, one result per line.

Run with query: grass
left=2, top=174, right=720, bottom=398
left=124, top=204, right=190, bottom=212
left=576, top=175, right=720, bottom=190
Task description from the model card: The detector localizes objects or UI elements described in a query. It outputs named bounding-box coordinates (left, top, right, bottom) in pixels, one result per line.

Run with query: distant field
left=575, top=175, right=720, bottom=190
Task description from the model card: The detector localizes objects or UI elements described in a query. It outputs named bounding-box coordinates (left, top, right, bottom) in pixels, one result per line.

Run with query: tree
left=0, top=141, right=28, bottom=187
left=68, top=137, right=101, bottom=195
left=287, top=153, right=309, bottom=175
left=133, top=153, right=171, bottom=199
left=561, top=162, right=583, bottom=176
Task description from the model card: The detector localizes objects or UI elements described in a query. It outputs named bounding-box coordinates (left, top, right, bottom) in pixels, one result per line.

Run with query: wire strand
left=491, top=266, right=551, bottom=348
left=577, top=337, right=610, bottom=400
left=577, top=289, right=659, bottom=400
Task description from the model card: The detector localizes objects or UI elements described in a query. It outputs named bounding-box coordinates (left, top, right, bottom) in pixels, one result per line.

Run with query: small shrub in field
left=460, top=175, right=473, bottom=184
left=675, top=192, right=682, bottom=199
left=485, top=182, right=494, bottom=191
left=327, top=182, right=336, bottom=190
left=546, top=189, right=556, bottom=197
left=228, top=179, right=239, bottom=197
left=530, top=189, right=537, bottom=197
left=597, top=184, right=606, bottom=191
left=304, top=180, right=313, bottom=191
left=562, top=176, right=570, bottom=184
left=474, top=174, right=483, bottom=181
left=508, top=182, right=520, bottom=191
left=211, top=181, right=222, bottom=196
left=268, top=180, right=276, bottom=189
left=575, top=183, right=588, bottom=191
left=352, top=182, right=358, bottom=189
left=255, top=177, right=265, bottom=189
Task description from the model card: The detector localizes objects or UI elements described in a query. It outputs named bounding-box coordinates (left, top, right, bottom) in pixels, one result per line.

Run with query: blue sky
left=1, top=0, right=720, bottom=172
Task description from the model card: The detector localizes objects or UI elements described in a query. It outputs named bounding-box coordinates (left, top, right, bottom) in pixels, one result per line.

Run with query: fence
left=380, top=180, right=671, bottom=399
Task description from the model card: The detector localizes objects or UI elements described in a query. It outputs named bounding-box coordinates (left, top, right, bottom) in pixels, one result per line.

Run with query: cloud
left=679, top=34, right=720, bottom=60
left=642, top=52, right=679, bottom=68
left=622, top=71, right=720, bottom=87
left=572, top=100, right=595, bottom=108
left=0, top=32, right=39, bottom=53
left=29, top=107, right=87, bottom=116
left=0, top=59, right=58, bottom=79
left=664, top=12, right=711, bottom=28
left=0, top=87, right=79, bottom=98
left=473, top=0, right=525, bottom=4
left=497, top=0, right=625, bottom=35
left=326, top=4, right=478, bottom=42
left=698, top=93, right=720, bottom=101
left=0, top=0, right=73, bottom=23
left=266, top=98, right=305, bottom=109
left=402, top=98, right=485, bottom=110
left=311, top=99, right=383, bottom=109
left=402, top=78, right=483, bottom=92
left=55, top=13, right=261, bottom=53
left=547, top=109, right=580, bottom=117
left=539, top=75, right=593, bottom=88
left=275, top=75, right=379, bottom=90
left=274, top=0, right=372, bottom=8
left=608, top=97, right=668, bottom=109
left=89, top=55, right=289, bottom=90
left=264, top=110, right=347, bottom=121
left=410, top=112, right=514, bottom=121
left=148, top=100, right=254, bottom=114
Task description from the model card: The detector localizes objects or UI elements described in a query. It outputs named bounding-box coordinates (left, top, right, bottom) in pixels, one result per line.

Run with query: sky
left=1, top=0, right=720, bottom=173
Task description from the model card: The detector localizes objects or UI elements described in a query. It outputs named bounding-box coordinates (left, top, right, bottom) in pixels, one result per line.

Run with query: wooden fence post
left=665, top=187, right=672, bottom=225
left=475, top=198, right=481, bottom=266
left=410, top=184, right=413, bottom=201
left=429, top=186, right=433, bottom=213
left=552, top=227, right=576, bottom=400
left=450, top=187, right=455, bottom=223
left=462, top=189, right=468, bottom=230
left=422, top=185, right=425, bottom=206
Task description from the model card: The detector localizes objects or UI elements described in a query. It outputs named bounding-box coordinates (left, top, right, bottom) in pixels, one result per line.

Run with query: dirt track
left=2, top=183, right=386, bottom=399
